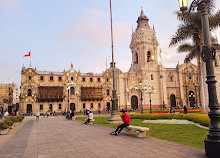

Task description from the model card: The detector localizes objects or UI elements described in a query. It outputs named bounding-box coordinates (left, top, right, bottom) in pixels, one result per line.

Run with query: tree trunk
left=199, top=33, right=209, bottom=113
left=201, top=60, right=209, bottom=113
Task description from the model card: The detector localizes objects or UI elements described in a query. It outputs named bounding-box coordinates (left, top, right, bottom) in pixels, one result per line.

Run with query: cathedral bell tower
left=130, top=10, right=159, bottom=71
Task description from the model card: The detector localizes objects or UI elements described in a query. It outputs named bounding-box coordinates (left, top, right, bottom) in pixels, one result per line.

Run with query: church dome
left=105, top=62, right=122, bottom=75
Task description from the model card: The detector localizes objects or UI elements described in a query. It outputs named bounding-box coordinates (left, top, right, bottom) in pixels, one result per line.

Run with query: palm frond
left=169, top=24, right=195, bottom=47
left=177, top=44, right=194, bottom=53
left=209, top=11, right=220, bottom=30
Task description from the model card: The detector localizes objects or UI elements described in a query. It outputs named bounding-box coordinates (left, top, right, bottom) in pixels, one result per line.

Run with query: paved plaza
left=0, top=116, right=205, bottom=158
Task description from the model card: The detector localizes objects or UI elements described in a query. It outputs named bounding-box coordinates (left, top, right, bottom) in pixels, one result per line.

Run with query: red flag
left=24, top=51, right=31, bottom=57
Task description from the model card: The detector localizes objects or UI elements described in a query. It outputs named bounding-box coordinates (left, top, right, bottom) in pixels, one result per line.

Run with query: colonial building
left=19, top=10, right=220, bottom=114
left=0, top=83, right=19, bottom=114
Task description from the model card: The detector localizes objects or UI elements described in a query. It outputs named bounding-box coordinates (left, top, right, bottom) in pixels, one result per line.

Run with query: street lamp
left=135, top=81, right=147, bottom=113
left=66, top=84, right=70, bottom=119
left=145, top=86, right=155, bottom=113
left=177, top=0, right=220, bottom=157
left=126, top=88, right=129, bottom=111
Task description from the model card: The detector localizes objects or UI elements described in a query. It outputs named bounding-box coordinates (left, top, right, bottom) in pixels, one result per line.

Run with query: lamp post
left=66, top=85, right=70, bottom=119
left=146, top=86, right=155, bottom=113
left=135, top=81, right=147, bottom=113
left=178, top=0, right=220, bottom=157
left=126, top=88, right=129, bottom=111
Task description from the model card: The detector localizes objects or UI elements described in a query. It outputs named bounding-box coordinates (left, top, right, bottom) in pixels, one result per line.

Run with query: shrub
left=0, top=122, right=4, bottom=129
left=0, top=123, right=9, bottom=129
left=17, top=115, right=24, bottom=122
left=128, top=113, right=210, bottom=127
left=5, top=120, right=13, bottom=126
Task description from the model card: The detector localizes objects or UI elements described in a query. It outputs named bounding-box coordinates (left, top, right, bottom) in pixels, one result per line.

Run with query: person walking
left=184, top=106, right=188, bottom=114
left=69, top=110, right=75, bottom=120
left=110, top=109, right=130, bottom=136
left=36, top=110, right=40, bottom=122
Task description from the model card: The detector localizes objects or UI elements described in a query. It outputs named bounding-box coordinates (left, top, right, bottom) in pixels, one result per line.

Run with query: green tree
left=169, top=1, right=220, bottom=113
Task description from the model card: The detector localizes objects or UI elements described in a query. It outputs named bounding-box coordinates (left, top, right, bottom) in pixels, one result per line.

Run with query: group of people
left=169, top=106, right=188, bottom=114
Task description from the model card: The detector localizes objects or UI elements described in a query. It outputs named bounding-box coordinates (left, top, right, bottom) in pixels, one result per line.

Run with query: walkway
left=0, top=116, right=205, bottom=158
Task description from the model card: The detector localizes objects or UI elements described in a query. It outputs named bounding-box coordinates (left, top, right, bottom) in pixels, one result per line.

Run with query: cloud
left=0, top=0, right=24, bottom=13
left=57, top=9, right=131, bottom=55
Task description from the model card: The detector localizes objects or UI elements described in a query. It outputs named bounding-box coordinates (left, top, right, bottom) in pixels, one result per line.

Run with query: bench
left=71, top=116, right=76, bottom=120
left=125, top=125, right=149, bottom=137
left=88, top=119, right=95, bottom=125
left=84, top=119, right=95, bottom=125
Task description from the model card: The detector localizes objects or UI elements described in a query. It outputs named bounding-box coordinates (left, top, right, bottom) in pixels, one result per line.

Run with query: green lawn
left=76, top=117, right=208, bottom=149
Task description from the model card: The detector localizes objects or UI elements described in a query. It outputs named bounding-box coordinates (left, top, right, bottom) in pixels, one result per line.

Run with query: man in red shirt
left=110, top=109, right=130, bottom=136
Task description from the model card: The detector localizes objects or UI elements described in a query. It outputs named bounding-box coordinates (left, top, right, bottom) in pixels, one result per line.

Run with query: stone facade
left=19, top=10, right=220, bottom=114
left=0, top=83, right=19, bottom=114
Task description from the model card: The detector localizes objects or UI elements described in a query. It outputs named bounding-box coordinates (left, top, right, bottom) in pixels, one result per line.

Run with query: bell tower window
left=147, top=51, right=152, bottom=62
left=134, top=53, right=138, bottom=64
left=28, top=89, right=32, bottom=96
left=70, top=87, right=75, bottom=95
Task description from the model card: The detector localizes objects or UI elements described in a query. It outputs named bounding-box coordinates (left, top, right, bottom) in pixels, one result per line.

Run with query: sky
left=0, top=0, right=220, bottom=86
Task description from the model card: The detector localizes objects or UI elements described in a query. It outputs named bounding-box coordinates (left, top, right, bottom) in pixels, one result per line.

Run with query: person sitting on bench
left=110, top=109, right=130, bottom=136
left=84, top=111, right=93, bottom=125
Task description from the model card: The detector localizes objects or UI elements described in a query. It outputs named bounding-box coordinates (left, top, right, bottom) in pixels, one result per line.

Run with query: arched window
left=151, top=74, right=154, bottom=80
left=70, top=87, right=75, bottom=95
left=170, top=75, right=173, bottom=82
left=40, top=104, right=43, bottom=110
left=147, top=51, right=151, bottom=62
left=49, top=104, right=53, bottom=111
left=168, top=74, right=174, bottom=82
left=28, top=89, right=32, bottom=96
left=189, top=73, right=192, bottom=80
left=107, top=89, right=110, bottom=96
left=135, top=53, right=138, bottom=64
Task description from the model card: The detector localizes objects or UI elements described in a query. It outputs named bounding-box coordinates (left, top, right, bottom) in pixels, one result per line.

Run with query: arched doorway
left=70, top=103, right=75, bottom=111
left=131, top=95, right=138, bottom=109
left=106, top=102, right=110, bottom=110
left=8, top=106, right=12, bottom=114
left=170, top=94, right=176, bottom=107
left=189, top=91, right=195, bottom=107
left=49, top=104, right=53, bottom=111
left=27, top=104, right=32, bottom=114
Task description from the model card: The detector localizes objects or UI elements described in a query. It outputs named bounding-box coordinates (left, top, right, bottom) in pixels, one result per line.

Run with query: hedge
left=128, top=113, right=210, bottom=127
left=144, top=109, right=202, bottom=113
left=0, top=115, right=25, bottom=130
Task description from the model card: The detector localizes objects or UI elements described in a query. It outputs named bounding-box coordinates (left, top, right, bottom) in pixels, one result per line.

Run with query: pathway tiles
left=0, top=117, right=205, bottom=158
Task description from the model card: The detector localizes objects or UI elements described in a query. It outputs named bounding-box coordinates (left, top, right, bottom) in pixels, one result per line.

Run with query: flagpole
left=107, top=0, right=123, bottom=124
left=30, top=50, right=31, bottom=68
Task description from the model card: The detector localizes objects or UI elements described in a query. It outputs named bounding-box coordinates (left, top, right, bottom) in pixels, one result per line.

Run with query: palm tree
left=169, top=1, right=220, bottom=113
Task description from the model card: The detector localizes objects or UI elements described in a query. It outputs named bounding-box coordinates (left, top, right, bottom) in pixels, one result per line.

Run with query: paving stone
left=0, top=117, right=205, bottom=158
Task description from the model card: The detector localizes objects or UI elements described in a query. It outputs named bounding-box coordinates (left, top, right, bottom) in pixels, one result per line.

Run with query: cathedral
left=19, top=10, right=220, bottom=114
